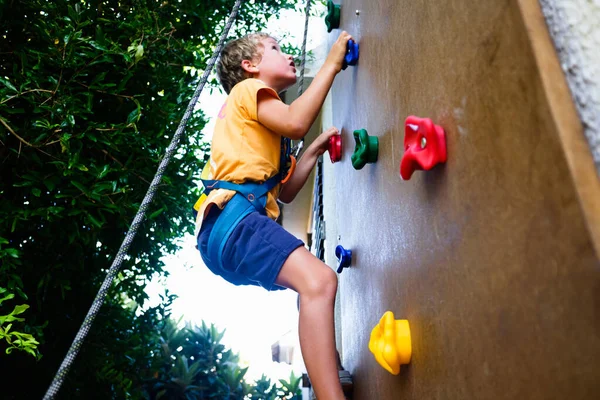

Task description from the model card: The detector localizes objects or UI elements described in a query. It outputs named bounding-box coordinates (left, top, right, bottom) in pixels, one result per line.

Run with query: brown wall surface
left=327, top=1, right=600, bottom=399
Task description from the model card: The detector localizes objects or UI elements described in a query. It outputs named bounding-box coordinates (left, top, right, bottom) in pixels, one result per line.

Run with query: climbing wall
left=325, top=0, right=600, bottom=399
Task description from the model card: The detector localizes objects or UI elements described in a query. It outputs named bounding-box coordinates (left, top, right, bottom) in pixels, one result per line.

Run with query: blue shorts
left=197, top=207, right=304, bottom=291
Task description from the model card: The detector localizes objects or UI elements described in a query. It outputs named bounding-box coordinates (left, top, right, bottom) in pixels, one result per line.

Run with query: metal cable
left=42, top=1, right=243, bottom=398
left=292, top=0, right=312, bottom=157
left=296, top=0, right=312, bottom=97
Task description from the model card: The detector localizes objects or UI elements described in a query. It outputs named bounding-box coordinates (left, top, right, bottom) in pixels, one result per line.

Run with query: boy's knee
left=304, top=265, right=337, bottom=300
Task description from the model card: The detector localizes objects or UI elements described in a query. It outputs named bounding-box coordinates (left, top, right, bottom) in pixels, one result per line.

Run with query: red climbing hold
left=329, top=134, right=342, bottom=163
left=400, top=116, right=447, bottom=180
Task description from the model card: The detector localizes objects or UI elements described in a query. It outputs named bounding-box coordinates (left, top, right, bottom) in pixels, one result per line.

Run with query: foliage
left=0, top=0, right=303, bottom=398
left=0, top=286, right=41, bottom=358
left=145, top=320, right=301, bottom=400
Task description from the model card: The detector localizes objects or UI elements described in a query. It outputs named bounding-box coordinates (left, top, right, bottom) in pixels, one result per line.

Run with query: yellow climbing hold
left=368, top=311, right=412, bottom=375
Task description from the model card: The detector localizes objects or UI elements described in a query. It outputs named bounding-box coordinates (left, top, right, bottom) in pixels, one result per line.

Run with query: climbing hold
left=325, top=0, right=341, bottom=32
left=400, top=116, right=447, bottom=180
left=342, top=39, right=359, bottom=70
left=369, top=311, right=412, bottom=375
left=351, top=128, right=378, bottom=170
left=329, top=134, right=342, bottom=163
left=335, top=245, right=352, bottom=273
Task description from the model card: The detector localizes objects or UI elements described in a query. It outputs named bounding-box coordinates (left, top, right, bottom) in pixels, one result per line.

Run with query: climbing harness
left=195, top=131, right=295, bottom=272
left=42, top=1, right=243, bottom=399
left=200, top=176, right=279, bottom=270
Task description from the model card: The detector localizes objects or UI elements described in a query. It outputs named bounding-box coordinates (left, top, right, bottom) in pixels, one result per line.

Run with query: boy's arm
left=257, top=32, right=352, bottom=140
left=279, top=128, right=339, bottom=203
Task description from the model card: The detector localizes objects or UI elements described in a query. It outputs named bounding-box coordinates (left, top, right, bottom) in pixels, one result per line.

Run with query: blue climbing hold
left=342, top=39, right=359, bottom=70
left=335, top=245, right=353, bottom=273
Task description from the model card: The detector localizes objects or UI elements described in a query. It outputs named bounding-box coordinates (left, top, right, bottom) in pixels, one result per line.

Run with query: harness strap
left=206, top=193, right=262, bottom=270
left=201, top=173, right=280, bottom=209
left=200, top=174, right=280, bottom=271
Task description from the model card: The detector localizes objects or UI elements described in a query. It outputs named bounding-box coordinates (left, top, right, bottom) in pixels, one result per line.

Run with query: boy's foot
left=336, top=350, right=353, bottom=397
left=338, top=369, right=354, bottom=397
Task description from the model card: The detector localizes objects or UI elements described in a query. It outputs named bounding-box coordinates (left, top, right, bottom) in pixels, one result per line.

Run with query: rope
left=42, top=1, right=243, bottom=398
left=292, top=0, right=312, bottom=157
left=296, top=0, right=312, bottom=97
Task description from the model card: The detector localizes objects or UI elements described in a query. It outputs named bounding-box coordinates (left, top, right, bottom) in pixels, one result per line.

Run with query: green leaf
left=33, top=133, right=50, bottom=143
left=87, top=214, right=103, bottom=228
left=95, top=25, right=105, bottom=44
left=0, top=293, right=15, bottom=306
left=13, top=286, right=27, bottom=301
left=127, top=107, right=141, bottom=124
left=0, top=77, right=17, bottom=92
left=67, top=5, right=78, bottom=22
left=71, top=180, right=87, bottom=193
left=97, top=165, right=110, bottom=179
left=11, top=304, right=29, bottom=316
left=5, top=248, right=19, bottom=258
left=149, top=208, right=165, bottom=220
left=91, top=71, right=108, bottom=86
left=43, top=180, right=55, bottom=191
left=134, top=45, right=144, bottom=62
left=32, top=188, right=41, bottom=197
left=116, top=72, right=133, bottom=92
left=12, top=181, right=34, bottom=187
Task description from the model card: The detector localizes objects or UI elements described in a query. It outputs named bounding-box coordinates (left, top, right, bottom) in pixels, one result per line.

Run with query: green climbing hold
left=325, top=0, right=341, bottom=33
left=351, top=129, right=379, bottom=170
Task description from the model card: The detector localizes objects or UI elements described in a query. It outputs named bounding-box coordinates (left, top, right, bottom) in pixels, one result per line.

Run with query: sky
left=144, top=3, right=328, bottom=383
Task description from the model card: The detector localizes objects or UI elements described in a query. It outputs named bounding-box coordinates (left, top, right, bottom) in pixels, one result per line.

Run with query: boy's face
left=254, top=37, right=297, bottom=92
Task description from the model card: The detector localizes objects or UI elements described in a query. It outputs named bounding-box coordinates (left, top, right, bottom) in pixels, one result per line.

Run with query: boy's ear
left=241, top=59, right=259, bottom=74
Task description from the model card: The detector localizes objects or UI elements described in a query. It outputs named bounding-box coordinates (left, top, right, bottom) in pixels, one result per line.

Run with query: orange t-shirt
left=195, top=79, right=282, bottom=234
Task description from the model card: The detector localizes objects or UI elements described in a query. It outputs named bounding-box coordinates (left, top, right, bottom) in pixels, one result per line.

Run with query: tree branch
left=1, top=89, right=54, bottom=105
left=76, top=82, right=134, bottom=99
left=0, top=117, right=34, bottom=147
left=0, top=117, right=55, bottom=158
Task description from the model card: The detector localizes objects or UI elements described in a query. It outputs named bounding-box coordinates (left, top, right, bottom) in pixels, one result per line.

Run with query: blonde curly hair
left=216, top=32, right=273, bottom=94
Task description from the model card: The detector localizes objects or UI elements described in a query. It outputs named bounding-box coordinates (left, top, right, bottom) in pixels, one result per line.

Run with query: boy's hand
left=308, top=127, right=340, bottom=157
left=280, top=127, right=339, bottom=203
left=325, top=31, right=353, bottom=73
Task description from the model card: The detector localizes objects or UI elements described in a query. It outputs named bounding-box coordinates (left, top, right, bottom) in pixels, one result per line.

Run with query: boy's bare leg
left=276, top=246, right=346, bottom=400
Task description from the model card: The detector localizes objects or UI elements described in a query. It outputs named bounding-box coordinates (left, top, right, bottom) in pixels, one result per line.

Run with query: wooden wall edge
left=518, top=0, right=600, bottom=258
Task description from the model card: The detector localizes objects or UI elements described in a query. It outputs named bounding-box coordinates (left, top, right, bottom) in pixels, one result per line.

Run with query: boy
left=195, top=31, right=353, bottom=399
